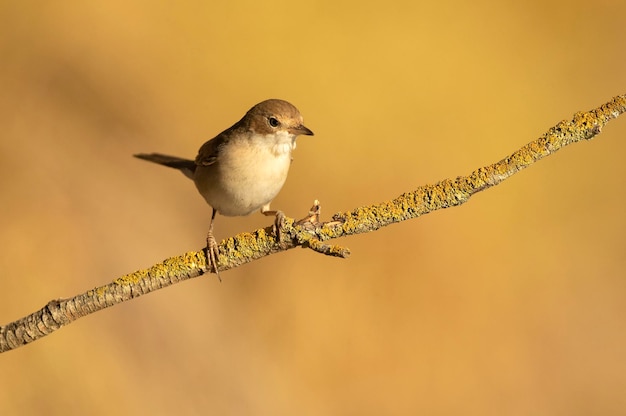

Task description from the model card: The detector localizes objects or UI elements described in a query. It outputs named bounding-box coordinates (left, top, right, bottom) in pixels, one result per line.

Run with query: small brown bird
left=135, top=99, right=314, bottom=278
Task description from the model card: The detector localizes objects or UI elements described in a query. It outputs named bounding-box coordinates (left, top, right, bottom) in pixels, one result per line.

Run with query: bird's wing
left=195, top=130, right=232, bottom=167
left=195, top=139, right=220, bottom=166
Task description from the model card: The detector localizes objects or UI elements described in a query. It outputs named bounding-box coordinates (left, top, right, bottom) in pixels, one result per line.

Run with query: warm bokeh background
left=1, top=1, right=626, bottom=414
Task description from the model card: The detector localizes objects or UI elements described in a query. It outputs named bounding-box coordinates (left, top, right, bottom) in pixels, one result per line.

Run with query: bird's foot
left=261, top=208, right=287, bottom=245
left=206, top=232, right=221, bottom=282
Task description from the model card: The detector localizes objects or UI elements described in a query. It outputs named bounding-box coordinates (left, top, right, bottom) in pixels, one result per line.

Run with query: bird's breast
left=194, top=133, right=295, bottom=216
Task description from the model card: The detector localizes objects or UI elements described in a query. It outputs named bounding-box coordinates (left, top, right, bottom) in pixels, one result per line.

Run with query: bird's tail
left=134, top=153, right=196, bottom=179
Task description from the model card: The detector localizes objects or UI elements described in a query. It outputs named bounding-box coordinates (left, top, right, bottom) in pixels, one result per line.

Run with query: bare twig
left=1, top=94, right=625, bottom=353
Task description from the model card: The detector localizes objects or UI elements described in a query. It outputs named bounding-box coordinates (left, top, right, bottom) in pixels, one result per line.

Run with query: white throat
left=266, top=131, right=296, bottom=156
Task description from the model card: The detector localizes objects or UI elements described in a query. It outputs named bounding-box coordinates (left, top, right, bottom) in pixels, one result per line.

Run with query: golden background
left=2, top=1, right=626, bottom=414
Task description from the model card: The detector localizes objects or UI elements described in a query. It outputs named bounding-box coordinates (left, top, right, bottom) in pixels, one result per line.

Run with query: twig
left=1, top=94, right=624, bottom=353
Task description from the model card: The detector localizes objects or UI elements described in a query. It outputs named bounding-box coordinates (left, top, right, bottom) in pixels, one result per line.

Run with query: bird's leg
left=206, top=208, right=221, bottom=281
left=261, top=204, right=286, bottom=244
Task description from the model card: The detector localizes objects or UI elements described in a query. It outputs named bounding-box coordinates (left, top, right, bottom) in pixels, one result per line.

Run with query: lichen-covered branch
left=1, top=94, right=624, bottom=353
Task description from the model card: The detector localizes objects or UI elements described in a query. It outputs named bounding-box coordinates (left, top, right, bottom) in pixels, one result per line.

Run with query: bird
left=134, top=99, right=314, bottom=279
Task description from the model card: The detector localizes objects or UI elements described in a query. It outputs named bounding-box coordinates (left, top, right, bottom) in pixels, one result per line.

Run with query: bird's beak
left=289, top=124, right=314, bottom=136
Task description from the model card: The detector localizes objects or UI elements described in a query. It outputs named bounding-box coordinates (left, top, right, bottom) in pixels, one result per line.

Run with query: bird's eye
left=268, top=117, right=280, bottom=128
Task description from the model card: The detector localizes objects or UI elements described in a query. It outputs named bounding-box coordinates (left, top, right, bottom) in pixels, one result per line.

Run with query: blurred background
left=1, top=0, right=626, bottom=414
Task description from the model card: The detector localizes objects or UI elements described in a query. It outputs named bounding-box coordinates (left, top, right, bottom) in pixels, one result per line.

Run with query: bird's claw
left=206, top=233, right=221, bottom=282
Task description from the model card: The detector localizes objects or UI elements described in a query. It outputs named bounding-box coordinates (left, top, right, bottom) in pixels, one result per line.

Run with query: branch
left=1, top=95, right=625, bottom=353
